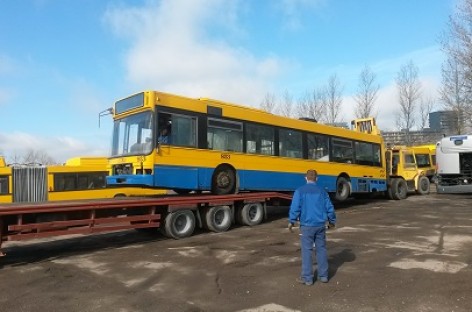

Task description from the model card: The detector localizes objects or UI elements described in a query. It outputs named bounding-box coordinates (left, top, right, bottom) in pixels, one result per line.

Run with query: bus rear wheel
left=335, top=177, right=350, bottom=201
left=211, top=166, right=236, bottom=195
left=162, top=210, right=196, bottom=239
left=203, top=205, right=232, bottom=232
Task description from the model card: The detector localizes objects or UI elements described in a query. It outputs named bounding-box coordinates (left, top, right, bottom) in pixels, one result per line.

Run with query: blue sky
left=0, top=0, right=455, bottom=163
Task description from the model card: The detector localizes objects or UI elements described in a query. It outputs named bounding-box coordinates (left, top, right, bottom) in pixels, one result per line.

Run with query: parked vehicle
left=436, top=135, right=472, bottom=193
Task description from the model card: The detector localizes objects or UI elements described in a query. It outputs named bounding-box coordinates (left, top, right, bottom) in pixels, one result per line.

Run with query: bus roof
left=132, top=90, right=384, bottom=144
left=64, top=157, right=108, bottom=167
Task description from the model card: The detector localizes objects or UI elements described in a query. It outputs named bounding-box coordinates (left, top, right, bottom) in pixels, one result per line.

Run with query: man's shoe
left=296, top=277, right=313, bottom=286
left=318, top=276, right=328, bottom=283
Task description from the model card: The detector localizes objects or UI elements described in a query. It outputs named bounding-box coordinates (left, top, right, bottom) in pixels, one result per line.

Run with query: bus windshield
left=111, top=111, right=153, bottom=157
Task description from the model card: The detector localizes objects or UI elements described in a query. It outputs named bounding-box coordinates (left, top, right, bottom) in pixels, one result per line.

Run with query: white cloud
left=0, top=132, right=108, bottom=164
left=104, top=0, right=284, bottom=106
left=275, top=0, right=326, bottom=31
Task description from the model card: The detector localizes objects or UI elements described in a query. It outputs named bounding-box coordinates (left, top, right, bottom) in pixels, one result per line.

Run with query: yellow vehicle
left=0, top=156, right=166, bottom=203
left=0, top=156, right=8, bottom=203
left=386, top=146, right=430, bottom=199
left=107, top=91, right=388, bottom=201
left=411, top=144, right=436, bottom=181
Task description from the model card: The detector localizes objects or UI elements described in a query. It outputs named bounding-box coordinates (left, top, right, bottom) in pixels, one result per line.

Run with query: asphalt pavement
left=1, top=191, right=471, bottom=312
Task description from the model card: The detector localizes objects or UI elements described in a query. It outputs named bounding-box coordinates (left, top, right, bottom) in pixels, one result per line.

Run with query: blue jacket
left=289, top=182, right=336, bottom=227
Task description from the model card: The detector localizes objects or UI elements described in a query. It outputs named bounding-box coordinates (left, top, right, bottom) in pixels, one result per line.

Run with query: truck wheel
left=238, top=203, right=264, bottom=226
left=334, top=177, right=350, bottom=201
left=387, top=184, right=395, bottom=200
left=203, top=205, right=232, bottom=232
left=391, top=178, right=408, bottom=200
left=417, top=176, right=430, bottom=195
left=162, top=210, right=195, bottom=239
left=211, top=165, right=236, bottom=195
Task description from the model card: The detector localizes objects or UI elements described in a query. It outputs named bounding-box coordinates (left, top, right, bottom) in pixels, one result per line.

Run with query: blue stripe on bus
left=153, top=165, right=387, bottom=193
left=106, top=165, right=387, bottom=193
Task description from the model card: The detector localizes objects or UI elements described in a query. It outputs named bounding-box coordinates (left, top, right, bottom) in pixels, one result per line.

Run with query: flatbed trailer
left=0, top=192, right=292, bottom=256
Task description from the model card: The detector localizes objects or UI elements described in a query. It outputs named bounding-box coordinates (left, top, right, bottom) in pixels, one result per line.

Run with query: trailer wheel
left=211, top=165, right=236, bottom=195
left=417, top=176, right=430, bottom=195
left=334, top=177, right=350, bottom=202
left=391, top=178, right=408, bottom=200
left=203, top=205, right=232, bottom=232
left=162, top=210, right=196, bottom=239
left=238, top=203, right=264, bottom=226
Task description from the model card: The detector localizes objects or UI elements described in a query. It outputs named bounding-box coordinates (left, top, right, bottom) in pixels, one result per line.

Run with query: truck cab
left=386, top=146, right=430, bottom=199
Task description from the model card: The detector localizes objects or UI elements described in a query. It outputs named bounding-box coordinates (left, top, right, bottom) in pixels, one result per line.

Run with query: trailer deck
left=0, top=192, right=292, bottom=256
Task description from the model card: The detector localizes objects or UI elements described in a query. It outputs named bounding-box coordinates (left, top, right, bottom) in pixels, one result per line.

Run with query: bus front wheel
left=211, top=166, right=236, bottom=195
left=335, top=177, right=351, bottom=201
left=162, top=210, right=196, bottom=239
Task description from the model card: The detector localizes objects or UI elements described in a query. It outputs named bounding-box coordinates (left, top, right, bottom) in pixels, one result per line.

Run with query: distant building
left=381, top=128, right=442, bottom=147
left=380, top=110, right=470, bottom=146
left=429, top=110, right=459, bottom=136
left=327, top=122, right=349, bottom=129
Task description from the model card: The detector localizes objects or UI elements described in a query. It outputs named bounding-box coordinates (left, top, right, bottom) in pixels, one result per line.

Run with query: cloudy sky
left=0, top=0, right=454, bottom=163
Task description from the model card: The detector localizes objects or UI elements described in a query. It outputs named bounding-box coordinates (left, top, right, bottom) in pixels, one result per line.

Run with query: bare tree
left=443, top=0, right=472, bottom=96
left=259, top=92, right=278, bottom=113
left=396, top=61, right=422, bottom=145
left=296, top=88, right=327, bottom=122
left=21, top=149, right=56, bottom=165
left=325, top=74, right=344, bottom=124
left=354, top=65, right=379, bottom=119
left=440, top=0, right=472, bottom=133
left=419, top=96, right=436, bottom=129
left=278, top=89, right=294, bottom=117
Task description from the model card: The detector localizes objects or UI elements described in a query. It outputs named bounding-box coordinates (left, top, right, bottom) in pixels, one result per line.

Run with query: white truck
left=436, top=134, right=472, bottom=193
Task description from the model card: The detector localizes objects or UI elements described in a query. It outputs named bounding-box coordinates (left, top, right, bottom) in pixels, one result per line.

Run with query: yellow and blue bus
left=106, top=91, right=387, bottom=201
left=0, top=156, right=166, bottom=203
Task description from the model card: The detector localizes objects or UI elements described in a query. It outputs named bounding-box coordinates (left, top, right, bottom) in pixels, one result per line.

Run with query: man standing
left=288, top=169, right=336, bottom=285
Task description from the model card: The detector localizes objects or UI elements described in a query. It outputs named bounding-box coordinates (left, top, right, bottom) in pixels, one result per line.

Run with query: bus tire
left=391, top=178, right=408, bottom=200
left=417, top=176, right=430, bottom=195
left=334, top=177, right=351, bottom=201
left=162, top=210, right=196, bottom=239
left=238, top=203, right=264, bottom=226
left=203, top=205, right=232, bottom=232
left=211, top=165, right=236, bottom=195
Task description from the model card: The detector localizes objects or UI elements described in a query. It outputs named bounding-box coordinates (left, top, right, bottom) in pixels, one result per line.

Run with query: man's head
left=305, top=169, right=318, bottom=182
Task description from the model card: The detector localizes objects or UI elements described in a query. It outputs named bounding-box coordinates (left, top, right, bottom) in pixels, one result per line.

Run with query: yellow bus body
left=107, top=91, right=387, bottom=199
left=0, top=156, right=166, bottom=203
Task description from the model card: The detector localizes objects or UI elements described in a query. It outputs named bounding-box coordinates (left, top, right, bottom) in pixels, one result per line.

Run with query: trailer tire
left=238, top=203, right=264, bottom=226
left=211, top=165, right=236, bottom=195
left=417, top=176, right=430, bottom=195
left=203, top=205, right=232, bottom=232
left=162, top=210, right=195, bottom=239
left=334, top=177, right=351, bottom=202
left=391, top=178, right=408, bottom=200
